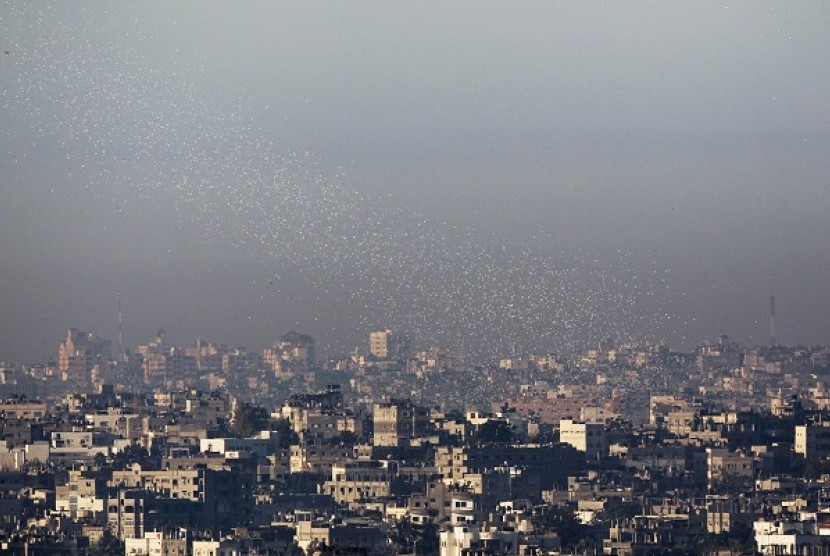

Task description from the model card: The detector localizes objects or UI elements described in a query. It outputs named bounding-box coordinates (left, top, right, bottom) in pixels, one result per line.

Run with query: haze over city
left=7, top=4, right=830, bottom=555
left=2, top=2, right=830, bottom=362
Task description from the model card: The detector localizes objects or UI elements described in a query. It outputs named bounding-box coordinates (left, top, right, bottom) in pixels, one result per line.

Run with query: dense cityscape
left=1, top=325, right=830, bottom=555
left=4, top=2, right=830, bottom=555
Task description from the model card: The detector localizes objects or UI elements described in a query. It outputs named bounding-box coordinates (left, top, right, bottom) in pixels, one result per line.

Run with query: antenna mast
left=117, top=292, right=124, bottom=361
left=769, top=274, right=776, bottom=348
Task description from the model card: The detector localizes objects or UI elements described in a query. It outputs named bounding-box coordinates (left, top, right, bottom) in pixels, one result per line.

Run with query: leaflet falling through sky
left=1, top=5, right=683, bottom=360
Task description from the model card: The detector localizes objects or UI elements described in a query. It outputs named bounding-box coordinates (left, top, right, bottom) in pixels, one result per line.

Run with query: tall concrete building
left=369, top=329, right=407, bottom=359
left=372, top=399, right=430, bottom=447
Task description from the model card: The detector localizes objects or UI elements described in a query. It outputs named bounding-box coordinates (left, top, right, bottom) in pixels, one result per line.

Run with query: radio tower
left=769, top=276, right=776, bottom=348
left=117, top=292, right=124, bottom=361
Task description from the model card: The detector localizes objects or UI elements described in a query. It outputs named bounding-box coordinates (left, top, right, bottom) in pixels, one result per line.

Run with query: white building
left=440, top=524, right=480, bottom=556
left=559, top=419, right=607, bottom=460
left=199, top=433, right=280, bottom=459
left=754, top=519, right=820, bottom=555
left=125, top=532, right=186, bottom=556
left=192, top=539, right=243, bottom=556
left=795, top=422, right=830, bottom=458
left=439, top=523, right=519, bottom=556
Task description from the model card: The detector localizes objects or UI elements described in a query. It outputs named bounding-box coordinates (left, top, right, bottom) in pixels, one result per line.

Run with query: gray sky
left=2, top=2, right=829, bottom=362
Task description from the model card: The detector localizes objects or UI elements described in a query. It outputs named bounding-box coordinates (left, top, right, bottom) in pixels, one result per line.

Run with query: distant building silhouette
left=58, top=328, right=111, bottom=383
left=369, top=329, right=408, bottom=360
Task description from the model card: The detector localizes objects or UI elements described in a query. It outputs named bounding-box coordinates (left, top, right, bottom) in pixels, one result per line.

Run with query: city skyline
left=5, top=4, right=830, bottom=553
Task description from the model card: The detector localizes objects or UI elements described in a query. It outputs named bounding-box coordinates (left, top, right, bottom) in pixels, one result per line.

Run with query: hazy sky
left=2, top=2, right=829, bottom=362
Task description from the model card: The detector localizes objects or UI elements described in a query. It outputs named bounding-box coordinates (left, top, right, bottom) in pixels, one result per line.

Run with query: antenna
left=117, top=291, right=124, bottom=361
left=769, top=273, right=776, bottom=348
